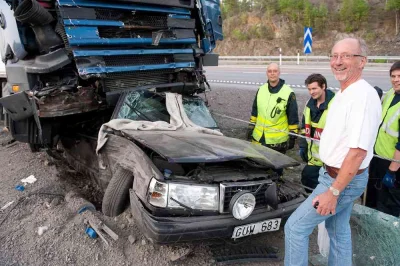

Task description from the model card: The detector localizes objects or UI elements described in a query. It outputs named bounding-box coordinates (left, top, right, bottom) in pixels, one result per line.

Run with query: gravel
left=0, top=84, right=319, bottom=266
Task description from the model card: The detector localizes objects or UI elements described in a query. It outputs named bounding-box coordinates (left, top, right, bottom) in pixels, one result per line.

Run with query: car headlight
left=147, top=178, right=219, bottom=211
left=168, top=183, right=219, bottom=211
left=148, top=178, right=168, bottom=208
left=229, top=191, right=256, bottom=220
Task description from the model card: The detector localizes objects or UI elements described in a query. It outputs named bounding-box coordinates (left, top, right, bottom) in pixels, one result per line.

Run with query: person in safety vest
left=299, top=74, right=335, bottom=193
left=366, top=61, right=400, bottom=217
left=247, top=63, right=299, bottom=160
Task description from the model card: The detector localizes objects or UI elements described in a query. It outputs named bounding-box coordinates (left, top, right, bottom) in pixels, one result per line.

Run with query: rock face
left=217, top=1, right=399, bottom=56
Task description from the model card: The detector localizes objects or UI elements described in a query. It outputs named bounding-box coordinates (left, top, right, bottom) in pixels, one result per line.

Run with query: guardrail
left=219, top=55, right=400, bottom=65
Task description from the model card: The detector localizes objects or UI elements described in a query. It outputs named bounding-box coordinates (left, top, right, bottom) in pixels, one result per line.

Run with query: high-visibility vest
left=252, top=83, right=293, bottom=144
left=303, top=99, right=333, bottom=166
left=375, top=88, right=400, bottom=158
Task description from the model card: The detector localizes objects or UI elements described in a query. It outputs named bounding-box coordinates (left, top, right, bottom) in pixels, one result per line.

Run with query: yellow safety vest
left=303, top=100, right=333, bottom=166
left=375, top=88, right=400, bottom=158
left=252, top=83, right=293, bottom=145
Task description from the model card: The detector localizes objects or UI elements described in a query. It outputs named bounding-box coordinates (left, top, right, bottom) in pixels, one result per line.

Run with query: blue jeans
left=284, top=167, right=368, bottom=266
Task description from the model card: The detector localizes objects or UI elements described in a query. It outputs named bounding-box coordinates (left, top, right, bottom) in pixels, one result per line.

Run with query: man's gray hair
left=333, top=35, right=368, bottom=56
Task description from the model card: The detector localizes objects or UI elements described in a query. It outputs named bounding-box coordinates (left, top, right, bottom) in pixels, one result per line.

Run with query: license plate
left=232, top=218, right=281, bottom=239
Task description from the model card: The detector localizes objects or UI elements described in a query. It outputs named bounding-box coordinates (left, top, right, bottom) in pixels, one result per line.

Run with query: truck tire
left=102, top=166, right=134, bottom=217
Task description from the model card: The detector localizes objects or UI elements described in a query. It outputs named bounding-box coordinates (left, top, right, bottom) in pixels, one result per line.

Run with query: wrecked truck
left=0, top=0, right=305, bottom=243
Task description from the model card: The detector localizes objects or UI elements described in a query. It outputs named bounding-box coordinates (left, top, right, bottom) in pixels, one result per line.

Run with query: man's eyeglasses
left=328, top=54, right=365, bottom=60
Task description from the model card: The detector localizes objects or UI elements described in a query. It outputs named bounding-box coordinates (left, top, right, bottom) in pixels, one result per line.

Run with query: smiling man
left=299, top=74, right=335, bottom=193
left=284, top=38, right=382, bottom=266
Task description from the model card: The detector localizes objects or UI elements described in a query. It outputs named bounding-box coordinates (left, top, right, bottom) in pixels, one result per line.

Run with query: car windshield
left=116, top=90, right=218, bottom=129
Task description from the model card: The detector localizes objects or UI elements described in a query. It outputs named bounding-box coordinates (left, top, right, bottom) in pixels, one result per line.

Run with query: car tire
left=102, top=166, right=134, bottom=217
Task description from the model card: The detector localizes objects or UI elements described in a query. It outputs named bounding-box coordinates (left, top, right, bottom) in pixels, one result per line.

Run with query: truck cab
left=0, top=0, right=223, bottom=150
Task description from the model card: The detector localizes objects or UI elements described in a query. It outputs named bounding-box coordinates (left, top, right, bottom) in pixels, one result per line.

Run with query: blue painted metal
left=64, top=19, right=124, bottom=27
left=69, top=38, right=197, bottom=46
left=199, top=0, right=223, bottom=52
left=73, top=49, right=193, bottom=57
left=168, top=14, right=191, bottom=19
left=57, top=0, right=191, bottom=15
left=78, top=62, right=195, bottom=75
left=65, top=27, right=98, bottom=39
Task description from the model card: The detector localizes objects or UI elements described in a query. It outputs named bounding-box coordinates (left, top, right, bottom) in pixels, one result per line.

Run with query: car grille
left=220, top=180, right=272, bottom=213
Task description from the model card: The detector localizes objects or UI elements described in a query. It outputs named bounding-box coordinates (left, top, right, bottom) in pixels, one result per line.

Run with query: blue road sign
left=304, top=27, right=312, bottom=54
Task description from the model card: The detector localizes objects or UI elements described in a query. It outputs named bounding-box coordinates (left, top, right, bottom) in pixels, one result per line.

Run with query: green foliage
left=340, top=0, right=369, bottom=31
left=386, top=0, right=400, bottom=10
left=372, top=59, right=387, bottom=63
left=231, top=28, right=250, bottom=41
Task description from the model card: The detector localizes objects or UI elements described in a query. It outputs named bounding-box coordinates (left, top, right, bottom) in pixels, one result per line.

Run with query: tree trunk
left=396, top=10, right=399, bottom=36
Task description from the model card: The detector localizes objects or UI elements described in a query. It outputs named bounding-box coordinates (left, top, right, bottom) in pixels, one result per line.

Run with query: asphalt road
left=205, top=64, right=393, bottom=92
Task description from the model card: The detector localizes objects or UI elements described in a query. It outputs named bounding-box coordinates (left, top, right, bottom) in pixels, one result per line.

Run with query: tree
left=314, top=2, right=328, bottom=35
left=339, top=0, right=369, bottom=31
left=303, top=0, right=313, bottom=27
left=386, top=0, right=400, bottom=35
left=222, top=0, right=239, bottom=17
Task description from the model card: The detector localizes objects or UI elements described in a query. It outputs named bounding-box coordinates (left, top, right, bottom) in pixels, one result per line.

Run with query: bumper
left=129, top=190, right=304, bottom=244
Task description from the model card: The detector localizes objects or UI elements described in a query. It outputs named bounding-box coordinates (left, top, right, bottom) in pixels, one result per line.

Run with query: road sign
left=304, top=27, right=312, bottom=54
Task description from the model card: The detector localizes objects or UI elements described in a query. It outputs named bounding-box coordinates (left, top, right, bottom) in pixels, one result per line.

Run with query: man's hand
left=312, top=190, right=338, bottom=216
left=246, top=124, right=255, bottom=141
left=382, top=170, right=396, bottom=189
left=299, top=147, right=308, bottom=162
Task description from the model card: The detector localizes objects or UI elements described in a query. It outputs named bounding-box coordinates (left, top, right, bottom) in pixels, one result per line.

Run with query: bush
left=232, top=28, right=250, bottom=41
left=257, top=25, right=274, bottom=39
left=372, top=59, right=387, bottom=63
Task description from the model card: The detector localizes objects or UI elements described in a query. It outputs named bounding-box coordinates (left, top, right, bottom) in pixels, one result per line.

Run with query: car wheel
left=102, top=165, right=134, bottom=217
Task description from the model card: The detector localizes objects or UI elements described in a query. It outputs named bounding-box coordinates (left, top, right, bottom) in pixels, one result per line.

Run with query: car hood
left=125, top=131, right=299, bottom=169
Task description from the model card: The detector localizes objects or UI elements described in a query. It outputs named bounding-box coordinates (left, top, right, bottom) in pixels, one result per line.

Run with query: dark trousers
left=367, top=157, right=400, bottom=217
left=301, top=165, right=321, bottom=193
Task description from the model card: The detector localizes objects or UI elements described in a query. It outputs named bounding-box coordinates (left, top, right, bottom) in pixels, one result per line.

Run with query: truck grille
left=220, top=180, right=272, bottom=213
left=103, top=55, right=175, bottom=67
left=104, top=69, right=174, bottom=91
left=95, top=9, right=168, bottom=28
left=98, top=28, right=176, bottom=39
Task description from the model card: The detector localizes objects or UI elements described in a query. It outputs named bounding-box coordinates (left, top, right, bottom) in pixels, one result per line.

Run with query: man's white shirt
left=319, top=79, right=382, bottom=169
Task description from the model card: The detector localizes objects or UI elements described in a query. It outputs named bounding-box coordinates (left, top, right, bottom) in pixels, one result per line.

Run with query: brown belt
left=324, top=165, right=366, bottom=179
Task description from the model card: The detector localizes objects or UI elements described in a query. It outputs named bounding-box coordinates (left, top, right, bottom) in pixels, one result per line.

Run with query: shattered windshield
left=116, top=90, right=218, bottom=129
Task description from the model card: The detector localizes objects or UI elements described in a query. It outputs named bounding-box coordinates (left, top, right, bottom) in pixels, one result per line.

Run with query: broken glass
left=116, top=90, right=218, bottom=129
left=310, top=204, right=400, bottom=266
left=351, top=204, right=400, bottom=266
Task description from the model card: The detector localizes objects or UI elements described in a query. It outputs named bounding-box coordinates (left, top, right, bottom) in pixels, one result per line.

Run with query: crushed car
left=60, top=88, right=306, bottom=243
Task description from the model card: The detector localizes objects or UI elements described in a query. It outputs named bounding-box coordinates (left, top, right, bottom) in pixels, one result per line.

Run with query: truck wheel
left=102, top=166, right=134, bottom=217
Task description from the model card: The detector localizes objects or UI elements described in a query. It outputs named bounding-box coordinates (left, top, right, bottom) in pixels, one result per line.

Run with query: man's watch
left=329, top=186, right=340, bottom=196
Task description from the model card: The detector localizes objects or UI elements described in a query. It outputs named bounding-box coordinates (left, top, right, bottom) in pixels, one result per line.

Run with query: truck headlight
left=148, top=178, right=168, bottom=208
left=168, top=183, right=219, bottom=211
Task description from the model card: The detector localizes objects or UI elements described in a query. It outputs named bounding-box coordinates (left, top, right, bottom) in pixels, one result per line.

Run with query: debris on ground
left=37, top=226, right=49, bottom=236
left=169, top=246, right=192, bottom=262
left=15, top=185, right=25, bottom=192
left=21, top=175, right=37, bottom=185
left=83, top=212, right=119, bottom=246
left=128, top=235, right=136, bottom=244
left=1, top=201, right=14, bottom=211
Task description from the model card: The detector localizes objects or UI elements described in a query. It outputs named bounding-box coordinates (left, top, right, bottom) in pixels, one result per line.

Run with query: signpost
left=304, top=27, right=312, bottom=64
left=304, top=27, right=312, bottom=54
